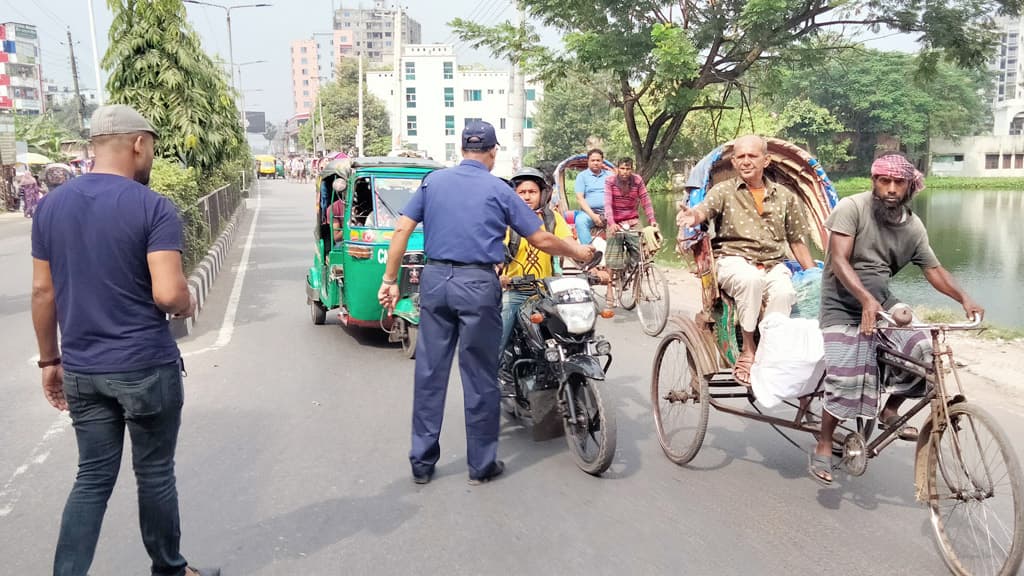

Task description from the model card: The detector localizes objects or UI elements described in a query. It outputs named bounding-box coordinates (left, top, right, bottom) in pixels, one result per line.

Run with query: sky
left=1, top=0, right=916, bottom=125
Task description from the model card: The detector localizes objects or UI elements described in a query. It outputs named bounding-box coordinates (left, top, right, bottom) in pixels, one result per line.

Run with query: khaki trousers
left=716, top=256, right=796, bottom=333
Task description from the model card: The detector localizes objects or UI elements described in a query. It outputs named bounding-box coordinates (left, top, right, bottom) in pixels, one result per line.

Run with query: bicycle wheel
left=636, top=266, right=670, bottom=336
left=928, top=402, right=1024, bottom=576
left=651, top=330, right=709, bottom=465
left=617, top=268, right=637, bottom=310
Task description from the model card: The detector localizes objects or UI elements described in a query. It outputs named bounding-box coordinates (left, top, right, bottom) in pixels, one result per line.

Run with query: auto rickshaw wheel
left=310, top=301, right=326, bottom=325
left=402, top=323, right=418, bottom=359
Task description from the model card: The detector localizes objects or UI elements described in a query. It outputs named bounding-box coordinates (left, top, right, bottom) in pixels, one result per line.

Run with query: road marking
left=0, top=413, right=71, bottom=517
left=183, top=181, right=262, bottom=358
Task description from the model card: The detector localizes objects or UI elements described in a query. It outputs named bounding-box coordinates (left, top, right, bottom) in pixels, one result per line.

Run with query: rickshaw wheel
left=651, top=330, right=709, bottom=465
left=402, top=324, right=418, bottom=360
left=310, top=301, right=326, bottom=325
left=928, top=402, right=1024, bottom=576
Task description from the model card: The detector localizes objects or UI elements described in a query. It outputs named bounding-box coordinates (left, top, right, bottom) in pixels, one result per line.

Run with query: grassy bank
left=832, top=176, right=1024, bottom=197
left=915, top=307, right=1024, bottom=341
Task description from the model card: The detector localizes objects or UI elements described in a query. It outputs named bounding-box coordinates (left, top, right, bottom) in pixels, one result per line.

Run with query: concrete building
left=929, top=16, right=1024, bottom=177
left=366, top=44, right=542, bottom=176
left=993, top=16, right=1024, bottom=136
left=44, top=83, right=99, bottom=108
left=0, top=22, right=45, bottom=114
left=290, top=39, right=321, bottom=117
left=333, top=2, right=421, bottom=64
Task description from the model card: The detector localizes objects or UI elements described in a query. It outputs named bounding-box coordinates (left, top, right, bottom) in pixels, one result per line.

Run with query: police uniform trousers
left=410, top=263, right=503, bottom=479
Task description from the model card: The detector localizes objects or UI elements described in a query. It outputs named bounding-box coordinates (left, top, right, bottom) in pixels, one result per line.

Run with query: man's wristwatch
left=37, top=357, right=61, bottom=368
left=381, top=277, right=398, bottom=286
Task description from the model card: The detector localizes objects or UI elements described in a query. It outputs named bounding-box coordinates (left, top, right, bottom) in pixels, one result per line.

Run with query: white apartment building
left=993, top=16, right=1024, bottom=136
left=366, top=44, right=542, bottom=176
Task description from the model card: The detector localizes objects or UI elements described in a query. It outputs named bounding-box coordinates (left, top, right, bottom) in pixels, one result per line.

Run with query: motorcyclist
left=499, top=168, right=574, bottom=368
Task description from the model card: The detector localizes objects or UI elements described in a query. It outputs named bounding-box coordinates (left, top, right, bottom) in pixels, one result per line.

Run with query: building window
left=985, top=154, right=1000, bottom=169
left=487, top=89, right=494, bottom=95
left=301, top=58, right=308, bottom=64
left=445, top=143, right=456, bottom=161
left=464, top=117, right=482, bottom=127
left=303, top=79, right=310, bottom=86
left=1004, top=154, right=1013, bottom=169
left=301, top=46, right=308, bottom=53
left=499, top=89, right=505, bottom=95
left=445, top=115, right=455, bottom=136
left=303, top=90, right=310, bottom=96
left=444, top=87, right=455, bottom=108
left=406, top=87, right=416, bottom=108
left=954, top=154, right=964, bottom=162
left=1016, top=154, right=1024, bottom=169
left=301, top=68, right=308, bottom=75
left=443, top=62, right=454, bottom=80
left=407, top=115, right=417, bottom=136
left=499, top=118, right=506, bottom=129
left=524, top=117, right=535, bottom=129
left=405, top=61, right=415, bottom=80
left=304, top=101, right=312, bottom=108
left=526, top=89, right=536, bottom=101
left=464, top=89, right=482, bottom=102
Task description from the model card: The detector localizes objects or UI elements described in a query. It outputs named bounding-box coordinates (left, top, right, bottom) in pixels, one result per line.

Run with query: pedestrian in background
left=30, top=104, right=218, bottom=576
left=19, top=170, right=42, bottom=218
left=378, top=121, right=595, bottom=485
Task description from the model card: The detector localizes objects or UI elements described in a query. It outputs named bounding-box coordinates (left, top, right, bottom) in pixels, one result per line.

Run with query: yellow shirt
left=503, top=210, right=571, bottom=278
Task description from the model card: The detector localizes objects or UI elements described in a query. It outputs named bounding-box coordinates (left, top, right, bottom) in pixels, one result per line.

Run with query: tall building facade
left=333, top=2, right=421, bottom=63
left=0, top=22, right=44, bottom=114
left=291, top=39, right=320, bottom=116
left=993, top=16, right=1024, bottom=136
left=366, top=44, right=542, bottom=176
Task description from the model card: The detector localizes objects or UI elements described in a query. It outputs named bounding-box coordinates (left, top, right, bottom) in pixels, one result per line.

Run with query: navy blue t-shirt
left=402, top=160, right=540, bottom=264
left=31, top=173, right=183, bottom=373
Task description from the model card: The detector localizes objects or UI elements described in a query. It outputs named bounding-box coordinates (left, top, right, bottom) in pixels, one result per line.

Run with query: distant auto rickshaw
left=255, top=155, right=276, bottom=179
left=305, top=157, right=444, bottom=357
left=275, top=159, right=286, bottom=179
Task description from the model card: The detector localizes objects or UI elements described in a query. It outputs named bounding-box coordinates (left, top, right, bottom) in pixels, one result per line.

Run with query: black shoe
left=412, top=471, right=433, bottom=485
left=468, top=460, right=505, bottom=486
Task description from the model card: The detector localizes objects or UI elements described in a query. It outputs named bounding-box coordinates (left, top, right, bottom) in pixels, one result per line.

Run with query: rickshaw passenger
left=499, top=167, right=573, bottom=357
left=809, top=154, right=985, bottom=485
left=676, top=134, right=815, bottom=385
left=351, top=179, right=373, bottom=226
left=327, top=178, right=347, bottom=243
left=574, top=148, right=613, bottom=244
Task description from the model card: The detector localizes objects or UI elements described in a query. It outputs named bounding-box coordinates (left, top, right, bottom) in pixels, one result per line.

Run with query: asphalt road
left=2, top=180, right=1023, bottom=575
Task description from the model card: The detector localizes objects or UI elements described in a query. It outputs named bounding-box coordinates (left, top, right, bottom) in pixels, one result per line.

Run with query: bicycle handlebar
left=876, top=311, right=983, bottom=331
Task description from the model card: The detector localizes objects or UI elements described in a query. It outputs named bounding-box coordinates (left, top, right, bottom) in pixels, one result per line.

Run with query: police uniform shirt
left=403, top=160, right=542, bottom=264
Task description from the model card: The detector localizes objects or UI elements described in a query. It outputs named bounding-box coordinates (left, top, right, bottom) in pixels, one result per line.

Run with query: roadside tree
left=298, top=58, right=391, bottom=156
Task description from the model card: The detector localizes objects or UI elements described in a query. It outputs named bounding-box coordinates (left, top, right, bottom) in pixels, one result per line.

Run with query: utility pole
left=66, top=28, right=89, bottom=159
left=509, top=0, right=526, bottom=172
left=357, top=56, right=364, bottom=156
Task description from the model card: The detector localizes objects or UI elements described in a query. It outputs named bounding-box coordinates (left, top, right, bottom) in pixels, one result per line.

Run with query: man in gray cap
left=30, top=104, right=217, bottom=576
left=379, top=120, right=594, bottom=486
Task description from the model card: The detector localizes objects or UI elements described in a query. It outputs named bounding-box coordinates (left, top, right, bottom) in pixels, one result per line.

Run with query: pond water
left=650, top=189, right=1024, bottom=328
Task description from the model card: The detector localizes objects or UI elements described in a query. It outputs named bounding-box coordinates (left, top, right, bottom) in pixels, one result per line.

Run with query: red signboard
left=0, top=26, right=6, bottom=41
left=0, top=75, right=8, bottom=86
left=0, top=96, right=12, bottom=109
left=0, top=53, right=8, bottom=63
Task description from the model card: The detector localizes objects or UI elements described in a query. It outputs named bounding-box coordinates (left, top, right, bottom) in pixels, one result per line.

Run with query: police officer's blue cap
left=462, top=121, right=500, bottom=150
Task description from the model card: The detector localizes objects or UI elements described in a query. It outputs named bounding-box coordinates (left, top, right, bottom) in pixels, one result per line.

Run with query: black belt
left=426, top=259, right=497, bottom=271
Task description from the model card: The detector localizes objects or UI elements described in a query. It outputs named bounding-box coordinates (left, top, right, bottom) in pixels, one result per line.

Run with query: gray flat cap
left=89, top=104, right=158, bottom=138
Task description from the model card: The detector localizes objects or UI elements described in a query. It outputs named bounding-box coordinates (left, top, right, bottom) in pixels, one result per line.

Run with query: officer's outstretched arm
left=526, top=229, right=593, bottom=262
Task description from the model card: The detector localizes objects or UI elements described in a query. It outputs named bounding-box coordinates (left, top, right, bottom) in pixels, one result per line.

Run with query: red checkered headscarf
left=871, top=154, right=925, bottom=194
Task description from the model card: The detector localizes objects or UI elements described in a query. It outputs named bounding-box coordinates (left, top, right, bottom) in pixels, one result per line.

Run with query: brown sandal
left=733, top=357, right=754, bottom=386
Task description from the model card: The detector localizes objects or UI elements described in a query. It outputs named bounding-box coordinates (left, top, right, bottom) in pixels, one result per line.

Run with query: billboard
left=0, top=113, right=15, bottom=164
left=13, top=24, right=37, bottom=40
left=244, top=110, right=266, bottom=134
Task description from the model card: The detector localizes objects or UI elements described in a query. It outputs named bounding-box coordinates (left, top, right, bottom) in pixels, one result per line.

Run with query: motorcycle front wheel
left=563, top=375, right=617, bottom=476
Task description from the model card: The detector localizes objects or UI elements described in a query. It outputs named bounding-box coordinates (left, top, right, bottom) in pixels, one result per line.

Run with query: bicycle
left=606, top=227, right=670, bottom=337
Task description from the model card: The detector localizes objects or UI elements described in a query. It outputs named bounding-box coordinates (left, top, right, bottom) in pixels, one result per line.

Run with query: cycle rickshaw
left=651, top=138, right=1024, bottom=576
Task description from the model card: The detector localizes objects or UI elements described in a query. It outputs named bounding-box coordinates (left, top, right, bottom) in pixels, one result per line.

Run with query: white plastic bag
left=750, top=313, right=825, bottom=408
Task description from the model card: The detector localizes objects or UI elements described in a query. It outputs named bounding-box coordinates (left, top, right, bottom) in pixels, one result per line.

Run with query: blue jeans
left=500, top=290, right=532, bottom=354
left=54, top=360, right=188, bottom=576
left=575, top=209, right=603, bottom=245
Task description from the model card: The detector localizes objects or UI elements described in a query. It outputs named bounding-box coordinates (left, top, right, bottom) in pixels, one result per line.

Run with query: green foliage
left=50, top=101, right=98, bottom=139
left=103, top=0, right=246, bottom=172
left=454, top=0, right=1020, bottom=180
left=915, top=307, right=1024, bottom=341
left=833, top=176, right=1024, bottom=197
left=148, top=158, right=208, bottom=270
left=529, top=72, right=615, bottom=163
left=777, top=98, right=852, bottom=167
left=14, top=114, right=72, bottom=160
left=760, top=49, right=992, bottom=173
left=298, top=58, right=391, bottom=155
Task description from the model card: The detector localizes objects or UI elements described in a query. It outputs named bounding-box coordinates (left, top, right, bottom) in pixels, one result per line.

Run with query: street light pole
left=234, top=60, right=267, bottom=128
left=86, top=0, right=104, bottom=105
left=183, top=1, right=272, bottom=93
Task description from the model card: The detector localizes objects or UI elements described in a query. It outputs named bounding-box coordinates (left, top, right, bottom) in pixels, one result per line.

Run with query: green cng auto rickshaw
left=305, top=157, right=443, bottom=357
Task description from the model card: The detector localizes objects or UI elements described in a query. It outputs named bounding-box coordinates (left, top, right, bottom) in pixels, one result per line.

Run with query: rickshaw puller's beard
left=870, top=186, right=911, bottom=226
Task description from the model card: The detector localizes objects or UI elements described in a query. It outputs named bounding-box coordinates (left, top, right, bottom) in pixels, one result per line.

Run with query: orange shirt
left=750, top=187, right=766, bottom=215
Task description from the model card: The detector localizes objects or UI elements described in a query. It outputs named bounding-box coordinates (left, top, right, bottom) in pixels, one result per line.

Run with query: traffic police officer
left=378, top=121, right=594, bottom=485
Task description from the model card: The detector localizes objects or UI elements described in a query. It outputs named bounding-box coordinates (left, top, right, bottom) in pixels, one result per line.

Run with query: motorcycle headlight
left=557, top=302, right=596, bottom=334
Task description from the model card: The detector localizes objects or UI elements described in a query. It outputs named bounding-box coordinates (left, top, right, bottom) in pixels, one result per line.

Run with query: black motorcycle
left=499, top=255, right=617, bottom=476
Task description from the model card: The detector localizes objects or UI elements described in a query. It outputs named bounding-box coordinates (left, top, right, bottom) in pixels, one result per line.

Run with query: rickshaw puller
left=677, top=135, right=815, bottom=385
left=377, top=122, right=594, bottom=486
left=811, top=153, right=984, bottom=485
